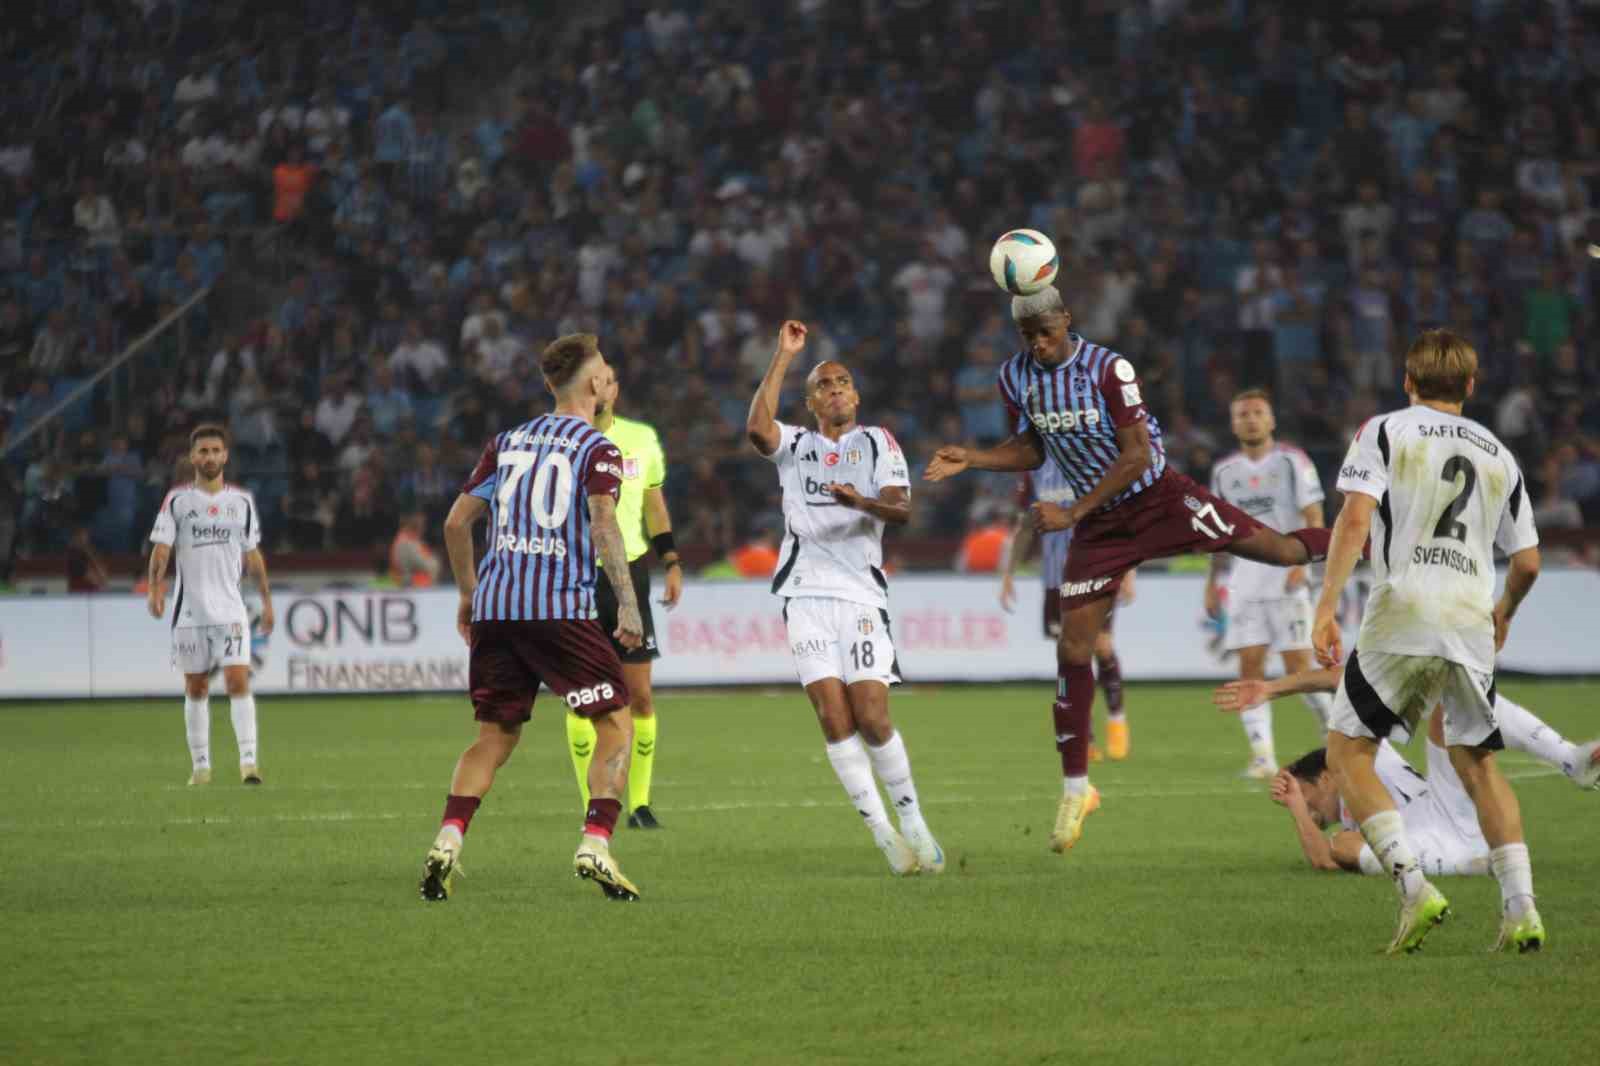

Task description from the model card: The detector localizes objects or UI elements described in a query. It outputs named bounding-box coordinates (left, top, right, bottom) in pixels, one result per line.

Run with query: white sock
left=1494, top=697, right=1577, bottom=776
left=1240, top=704, right=1276, bottom=764
left=825, top=734, right=892, bottom=837
left=865, top=732, right=925, bottom=832
left=184, top=696, right=211, bottom=771
left=1359, top=810, right=1427, bottom=901
left=1301, top=691, right=1333, bottom=731
left=230, top=694, right=258, bottom=767
left=1489, top=843, right=1535, bottom=918
left=1063, top=775, right=1089, bottom=797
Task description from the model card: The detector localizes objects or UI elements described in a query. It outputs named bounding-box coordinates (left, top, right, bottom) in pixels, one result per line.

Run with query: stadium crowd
left=3, top=0, right=1599, bottom=573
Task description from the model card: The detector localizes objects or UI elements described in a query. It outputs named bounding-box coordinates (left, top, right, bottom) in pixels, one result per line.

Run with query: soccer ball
left=989, top=229, right=1059, bottom=295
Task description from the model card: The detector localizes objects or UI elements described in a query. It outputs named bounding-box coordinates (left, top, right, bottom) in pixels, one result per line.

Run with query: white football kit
left=765, top=421, right=908, bottom=688
left=150, top=484, right=261, bottom=674
left=1210, top=444, right=1324, bottom=653
left=1330, top=406, right=1538, bottom=747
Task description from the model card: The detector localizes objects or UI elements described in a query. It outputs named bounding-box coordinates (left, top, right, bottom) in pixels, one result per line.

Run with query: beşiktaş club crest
left=857, top=616, right=874, bottom=635
left=1184, top=495, right=1204, bottom=513
left=846, top=449, right=862, bottom=464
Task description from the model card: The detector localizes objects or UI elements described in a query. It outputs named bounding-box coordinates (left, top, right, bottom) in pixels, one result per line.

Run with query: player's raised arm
left=923, top=427, right=1046, bottom=482
left=747, top=320, right=807, bottom=456
left=1213, top=664, right=1341, bottom=712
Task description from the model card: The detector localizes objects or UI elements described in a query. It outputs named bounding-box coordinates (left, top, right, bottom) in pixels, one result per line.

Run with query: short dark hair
left=1231, top=387, right=1272, bottom=407
left=1286, top=748, right=1328, bottom=785
left=189, top=423, right=229, bottom=448
left=541, top=333, right=599, bottom=391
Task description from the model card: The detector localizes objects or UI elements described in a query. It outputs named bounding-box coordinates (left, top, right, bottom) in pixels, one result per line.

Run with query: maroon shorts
left=469, top=619, right=629, bottom=725
left=1043, top=588, right=1116, bottom=638
left=1062, top=470, right=1263, bottom=609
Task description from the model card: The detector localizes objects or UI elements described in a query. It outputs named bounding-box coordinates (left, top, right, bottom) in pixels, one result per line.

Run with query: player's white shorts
left=783, top=596, right=902, bottom=689
left=1223, top=594, right=1312, bottom=653
left=1329, top=649, right=1500, bottom=749
left=1357, top=742, right=1490, bottom=877
left=172, top=619, right=251, bottom=675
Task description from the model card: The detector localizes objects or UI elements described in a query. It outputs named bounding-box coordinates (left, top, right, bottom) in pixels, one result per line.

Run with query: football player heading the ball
left=925, top=281, right=1333, bottom=854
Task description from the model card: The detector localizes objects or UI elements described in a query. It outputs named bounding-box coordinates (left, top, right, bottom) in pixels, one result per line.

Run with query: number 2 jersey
left=765, top=421, right=909, bottom=610
left=462, top=414, right=624, bottom=622
left=149, top=483, right=260, bottom=628
left=1337, top=405, right=1538, bottom=673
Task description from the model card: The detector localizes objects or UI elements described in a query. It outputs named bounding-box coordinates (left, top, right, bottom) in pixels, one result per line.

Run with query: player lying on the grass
left=925, top=284, right=1332, bottom=854
left=746, top=320, right=944, bottom=876
left=420, top=333, right=645, bottom=903
left=1314, top=329, right=1545, bottom=954
left=1216, top=670, right=1600, bottom=876
left=147, top=423, right=274, bottom=787
left=1000, top=464, right=1132, bottom=764
left=1204, top=388, right=1331, bottom=779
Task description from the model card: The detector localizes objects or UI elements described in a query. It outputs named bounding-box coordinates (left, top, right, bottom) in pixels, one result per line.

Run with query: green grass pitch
left=2, top=680, right=1596, bottom=1066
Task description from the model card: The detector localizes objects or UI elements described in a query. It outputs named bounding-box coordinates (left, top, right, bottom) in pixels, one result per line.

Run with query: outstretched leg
left=1229, top=525, right=1330, bottom=567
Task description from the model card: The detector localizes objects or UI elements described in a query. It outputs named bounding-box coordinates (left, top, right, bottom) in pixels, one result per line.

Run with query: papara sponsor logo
left=495, top=533, right=569, bottom=558
left=565, top=682, right=617, bottom=709
left=1235, top=495, right=1276, bottom=514
left=1060, top=577, right=1113, bottom=597
left=1029, top=408, right=1101, bottom=433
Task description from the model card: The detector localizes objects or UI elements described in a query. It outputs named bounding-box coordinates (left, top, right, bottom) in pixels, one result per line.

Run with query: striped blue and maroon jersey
left=997, top=334, right=1167, bottom=512
left=461, top=414, right=624, bottom=622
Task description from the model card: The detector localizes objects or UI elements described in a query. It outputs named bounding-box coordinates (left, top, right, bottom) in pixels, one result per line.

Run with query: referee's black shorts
left=595, top=556, right=660, bottom=664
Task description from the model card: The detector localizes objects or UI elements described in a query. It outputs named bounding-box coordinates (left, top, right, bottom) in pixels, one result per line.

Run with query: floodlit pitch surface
left=3, top=682, right=1596, bottom=1066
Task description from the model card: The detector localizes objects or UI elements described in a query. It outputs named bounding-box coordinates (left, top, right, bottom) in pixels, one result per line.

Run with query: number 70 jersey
left=462, top=414, right=624, bottom=622
left=1337, top=405, right=1538, bottom=673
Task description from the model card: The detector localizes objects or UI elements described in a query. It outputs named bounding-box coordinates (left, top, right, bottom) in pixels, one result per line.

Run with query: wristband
left=652, top=531, right=678, bottom=559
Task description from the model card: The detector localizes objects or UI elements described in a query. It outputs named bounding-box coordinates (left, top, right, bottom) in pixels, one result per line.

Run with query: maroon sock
left=441, top=794, right=481, bottom=836
left=1096, top=654, right=1124, bottom=715
left=584, top=797, right=622, bottom=840
left=1052, top=664, right=1096, bottom=777
left=1289, top=527, right=1331, bottom=562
